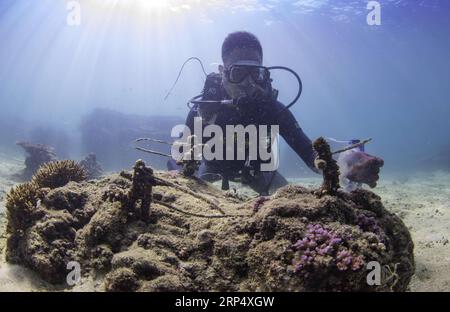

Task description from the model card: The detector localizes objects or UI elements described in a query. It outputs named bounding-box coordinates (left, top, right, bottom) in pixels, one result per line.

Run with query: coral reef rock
left=5, top=161, right=414, bottom=291
left=79, top=153, right=103, bottom=180
left=16, top=141, right=57, bottom=179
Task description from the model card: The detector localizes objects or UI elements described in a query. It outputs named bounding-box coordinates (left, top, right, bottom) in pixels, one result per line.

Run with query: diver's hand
left=344, top=152, right=384, bottom=188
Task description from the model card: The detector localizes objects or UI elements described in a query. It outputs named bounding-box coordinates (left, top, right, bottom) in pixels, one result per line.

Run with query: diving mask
left=225, top=64, right=270, bottom=85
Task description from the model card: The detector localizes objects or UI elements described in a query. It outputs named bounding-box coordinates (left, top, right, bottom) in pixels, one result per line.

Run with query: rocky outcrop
left=16, top=141, right=57, bottom=179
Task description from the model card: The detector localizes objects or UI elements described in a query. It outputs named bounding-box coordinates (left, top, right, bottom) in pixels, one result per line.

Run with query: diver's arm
left=272, top=101, right=319, bottom=173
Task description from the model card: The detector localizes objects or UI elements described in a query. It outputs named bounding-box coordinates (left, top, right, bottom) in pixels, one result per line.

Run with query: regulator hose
left=266, top=66, right=303, bottom=114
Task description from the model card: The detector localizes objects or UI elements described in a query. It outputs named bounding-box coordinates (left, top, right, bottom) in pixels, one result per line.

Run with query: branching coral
left=313, top=137, right=340, bottom=196
left=5, top=182, right=40, bottom=232
left=4, top=181, right=50, bottom=264
left=32, top=160, right=87, bottom=189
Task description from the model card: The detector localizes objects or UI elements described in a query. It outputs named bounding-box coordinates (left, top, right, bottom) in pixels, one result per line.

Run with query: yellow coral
left=32, top=160, right=87, bottom=189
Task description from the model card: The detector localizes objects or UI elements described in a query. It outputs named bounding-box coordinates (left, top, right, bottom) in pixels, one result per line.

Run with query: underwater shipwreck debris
left=4, top=160, right=414, bottom=291
left=16, top=141, right=57, bottom=179
left=313, top=137, right=340, bottom=196
left=79, top=153, right=103, bottom=180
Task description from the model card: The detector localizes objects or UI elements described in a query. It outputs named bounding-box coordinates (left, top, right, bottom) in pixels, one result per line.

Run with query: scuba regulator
left=189, top=65, right=302, bottom=122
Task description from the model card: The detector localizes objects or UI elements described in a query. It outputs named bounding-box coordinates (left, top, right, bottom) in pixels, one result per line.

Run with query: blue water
left=0, top=0, right=449, bottom=175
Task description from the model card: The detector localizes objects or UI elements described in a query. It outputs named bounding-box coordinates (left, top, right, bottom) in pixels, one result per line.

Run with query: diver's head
left=219, top=31, right=269, bottom=100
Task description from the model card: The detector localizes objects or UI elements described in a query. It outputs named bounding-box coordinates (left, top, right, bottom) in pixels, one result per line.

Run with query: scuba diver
left=167, top=31, right=383, bottom=195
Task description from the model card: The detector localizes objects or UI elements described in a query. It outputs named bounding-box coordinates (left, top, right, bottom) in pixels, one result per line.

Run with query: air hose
left=266, top=66, right=303, bottom=113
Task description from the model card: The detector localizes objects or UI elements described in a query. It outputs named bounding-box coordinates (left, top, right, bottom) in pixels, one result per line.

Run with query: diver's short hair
left=222, top=31, right=263, bottom=62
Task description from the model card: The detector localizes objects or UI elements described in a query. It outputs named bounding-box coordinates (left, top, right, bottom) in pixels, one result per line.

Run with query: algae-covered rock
left=104, top=267, right=140, bottom=292
left=4, top=160, right=414, bottom=291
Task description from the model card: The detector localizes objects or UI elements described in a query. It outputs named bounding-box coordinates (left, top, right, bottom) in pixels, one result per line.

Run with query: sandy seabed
left=0, top=153, right=448, bottom=292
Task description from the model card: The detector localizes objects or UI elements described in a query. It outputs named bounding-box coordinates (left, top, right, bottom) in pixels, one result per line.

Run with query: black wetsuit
left=173, top=97, right=318, bottom=194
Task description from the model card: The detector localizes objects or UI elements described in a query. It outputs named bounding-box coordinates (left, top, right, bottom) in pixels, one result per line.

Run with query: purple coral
left=355, top=212, right=386, bottom=242
left=292, top=224, right=365, bottom=275
left=336, top=250, right=364, bottom=271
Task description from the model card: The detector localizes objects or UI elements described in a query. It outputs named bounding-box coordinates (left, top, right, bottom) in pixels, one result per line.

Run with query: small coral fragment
left=313, top=137, right=340, bottom=196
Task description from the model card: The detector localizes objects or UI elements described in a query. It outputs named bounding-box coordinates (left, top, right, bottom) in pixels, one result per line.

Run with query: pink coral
left=292, top=224, right=366, bottom=275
